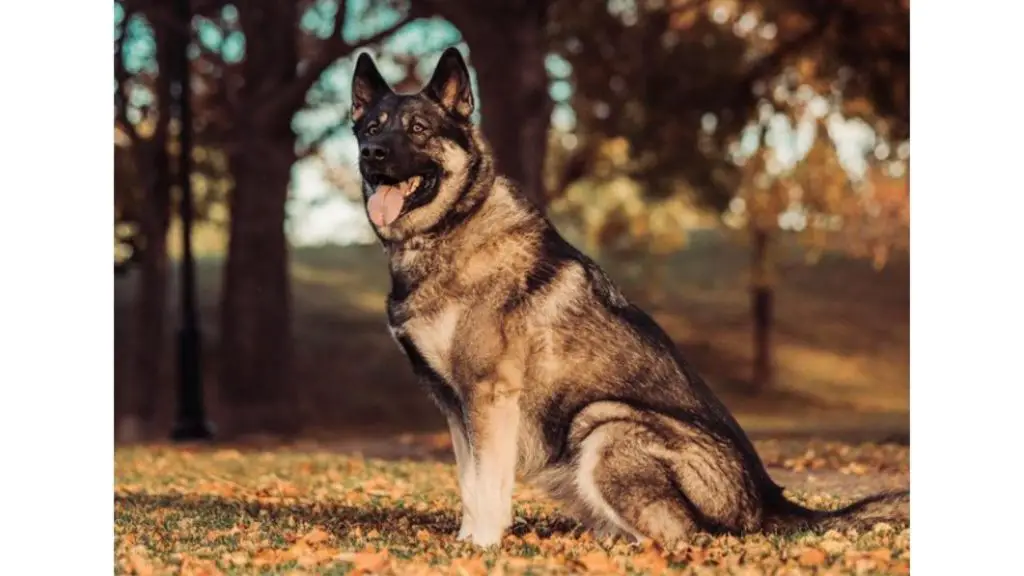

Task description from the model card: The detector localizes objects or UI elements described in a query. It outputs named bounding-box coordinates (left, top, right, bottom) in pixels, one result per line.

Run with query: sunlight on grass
left=117, top=237, right=908, bottom=437
left=115, top=445, right=909, bottom=575
left=291, top=263, right=388, bottom=315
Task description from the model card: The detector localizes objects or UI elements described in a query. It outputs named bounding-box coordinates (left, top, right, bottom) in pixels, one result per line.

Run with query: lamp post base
left=171, top=419, right=216, bottom=442
left=171, top=323, right=215, bottom=442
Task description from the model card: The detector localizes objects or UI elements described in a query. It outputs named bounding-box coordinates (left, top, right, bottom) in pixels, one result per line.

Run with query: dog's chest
left=390, top=304, right=464, bottom=383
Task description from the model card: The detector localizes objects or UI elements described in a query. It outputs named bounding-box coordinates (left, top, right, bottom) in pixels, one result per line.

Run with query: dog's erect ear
left=424, top=47, right=474, bottom=118
left=351, top=52, right=392, bottom=123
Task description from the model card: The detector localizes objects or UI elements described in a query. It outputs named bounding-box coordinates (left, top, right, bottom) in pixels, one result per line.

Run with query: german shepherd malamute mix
left=351, top=47, right=908, bottom=548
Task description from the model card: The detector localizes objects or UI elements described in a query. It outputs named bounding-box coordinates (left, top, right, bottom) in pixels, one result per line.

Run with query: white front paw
left=470, top=522, right=505, bottom=548
left=456, top=517, right=474, bottom=541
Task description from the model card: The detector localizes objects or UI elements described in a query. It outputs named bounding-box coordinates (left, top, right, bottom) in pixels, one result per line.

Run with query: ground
left=115, top=436, right=909, bottom=575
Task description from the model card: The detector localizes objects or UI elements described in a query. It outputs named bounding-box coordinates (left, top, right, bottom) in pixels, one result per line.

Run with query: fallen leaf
left=252, top=548, right=287, bottom=567
left=451, top=556, right=488, bottom=575
left=288, top=540, right=314, bottom=558
left=891, top=560, right=911, bottom=573
left=872, top=522, right=894, bottom=534
left=869, top=547, right=892, bottom=562
left=301, top=527, right=332, bottom=545
left=205, top=526, right=241, bottom=542
left=180, top=555, right=224, bottom=576
left=277, top=481, right=302, bottom=497
left=221, top=551, right=249, bottom=567
left=127, top=550, right=154, bottom=576
left=337, top=547, right=391, bottom=574
left=798, top=548, right=827, bottom=566
left=577, top=551, right=619, bottom=573
left=631, top=548, right=669, bottom=572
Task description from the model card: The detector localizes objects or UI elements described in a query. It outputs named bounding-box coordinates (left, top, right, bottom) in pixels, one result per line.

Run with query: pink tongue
left=367, top=185, right=405, bottom=228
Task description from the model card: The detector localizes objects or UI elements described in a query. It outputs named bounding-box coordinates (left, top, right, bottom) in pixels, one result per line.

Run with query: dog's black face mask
left=350, top=47, right=476, bottom=229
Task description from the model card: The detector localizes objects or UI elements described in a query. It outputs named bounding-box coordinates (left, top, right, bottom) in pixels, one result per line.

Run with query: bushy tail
left=764, top=489, right=910, bottom=534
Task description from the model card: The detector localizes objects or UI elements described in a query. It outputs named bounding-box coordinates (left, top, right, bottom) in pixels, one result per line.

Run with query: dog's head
left=351, top=47, right=486, bottom=242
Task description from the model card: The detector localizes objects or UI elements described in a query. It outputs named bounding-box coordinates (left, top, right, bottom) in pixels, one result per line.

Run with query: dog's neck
left=385, top=175, right=544, bottom=295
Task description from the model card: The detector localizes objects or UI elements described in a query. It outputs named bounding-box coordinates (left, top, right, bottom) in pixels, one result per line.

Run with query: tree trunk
left=462, top=6, right=552, bottom=209
left=125, top=177, right=171, bottom=437
left=119, top=19, right=174, bottom=443
left=215, top=1, right=300, bottom=439
left=218, top=142, right=294, bottom=434
left=750, top=228, right=774, bottom=392
left=220, top=143, right=297, bottom=437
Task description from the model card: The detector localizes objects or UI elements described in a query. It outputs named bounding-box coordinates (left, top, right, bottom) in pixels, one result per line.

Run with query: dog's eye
left=411, top=123, right=426, bottom=134
left=366, top=123, right=380, bottom=136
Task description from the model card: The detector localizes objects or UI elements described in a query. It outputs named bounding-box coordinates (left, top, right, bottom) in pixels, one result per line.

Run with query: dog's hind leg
left=572, top=420, right=762, bottom=549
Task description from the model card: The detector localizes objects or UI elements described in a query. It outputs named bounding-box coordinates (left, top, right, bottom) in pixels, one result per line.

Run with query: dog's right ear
left=351, top=53, right=392, bottom=123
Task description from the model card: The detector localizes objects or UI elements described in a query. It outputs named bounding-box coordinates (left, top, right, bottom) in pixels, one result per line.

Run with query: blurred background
left=113, top=0, right=909, bottom=445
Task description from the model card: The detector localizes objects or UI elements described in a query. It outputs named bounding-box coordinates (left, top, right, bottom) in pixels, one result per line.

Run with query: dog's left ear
left=424, top=47, right=474, bottom=118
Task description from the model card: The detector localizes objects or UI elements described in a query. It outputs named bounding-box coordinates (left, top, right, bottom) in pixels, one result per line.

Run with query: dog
left=350, top=47, right=908, bottom=549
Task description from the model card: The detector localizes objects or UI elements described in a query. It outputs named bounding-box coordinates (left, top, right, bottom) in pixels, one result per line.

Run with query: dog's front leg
left=447, top=415, right=477, bottom=541
left=466, top=383, right=521, bottom=548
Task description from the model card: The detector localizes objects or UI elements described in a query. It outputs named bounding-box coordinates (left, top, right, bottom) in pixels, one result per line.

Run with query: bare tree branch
left=268, top=5, right=414, bottom=117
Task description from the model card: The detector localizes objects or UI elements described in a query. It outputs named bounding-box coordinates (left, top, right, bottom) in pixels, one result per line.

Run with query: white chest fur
left=403, top=304, right=464, bottom=382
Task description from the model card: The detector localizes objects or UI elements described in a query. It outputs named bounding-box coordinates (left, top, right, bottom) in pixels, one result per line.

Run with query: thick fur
left=352, top=47, right=909, bottom=549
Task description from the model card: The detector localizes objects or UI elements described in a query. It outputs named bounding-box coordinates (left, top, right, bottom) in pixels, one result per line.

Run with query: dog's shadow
left=115, top=492, right=581, bottom=541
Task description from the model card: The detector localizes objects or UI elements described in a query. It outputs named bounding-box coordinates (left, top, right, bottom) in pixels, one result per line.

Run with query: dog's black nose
left=360, top=143, right=389, bottom=163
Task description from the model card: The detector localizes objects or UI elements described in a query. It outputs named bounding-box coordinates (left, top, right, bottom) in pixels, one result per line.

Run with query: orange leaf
left=277, top=481, right=302, bottom=497
left=631, top=548, right=669, bottom=572
left=180, top=555, right=225, bottom=576
left=578, top=551, right=619, bottom=573
left=451, top=556, right=488, bottom=575
left=799, top=548, right=828, bottom=566
left=337, top=547, right=391, bottom=574
left=127, top=550, right=154, bottom=576
left=205, top=526, right=241, bottom=542
left=869, top=547, right=892, bottom=562
left=221, top=551, right=249, bottom=567
left=252, top=548, right=287, bottom=567
left=301, top=527, right=332, bottom=545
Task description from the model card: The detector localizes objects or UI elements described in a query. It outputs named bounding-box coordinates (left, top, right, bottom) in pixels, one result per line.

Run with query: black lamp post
left=171, top=0, right=214, bottom=442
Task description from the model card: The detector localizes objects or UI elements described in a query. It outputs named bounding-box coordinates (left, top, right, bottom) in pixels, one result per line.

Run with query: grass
left=115, top=229, right=909, bottom=441
left=115, top=439, right=909, bottom=575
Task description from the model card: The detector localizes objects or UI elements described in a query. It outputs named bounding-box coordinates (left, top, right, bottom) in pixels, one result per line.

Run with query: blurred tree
left=215, top=0, right=412, bottom=437
left=115, top=0, right=176, bottom=439
left=551, top=0, right=909, bottom=391
left=115, top=0, right=415, bottom=437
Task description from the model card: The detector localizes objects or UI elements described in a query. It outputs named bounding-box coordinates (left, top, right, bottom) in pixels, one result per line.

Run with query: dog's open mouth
left=366, top=174, right=433, bottom=228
